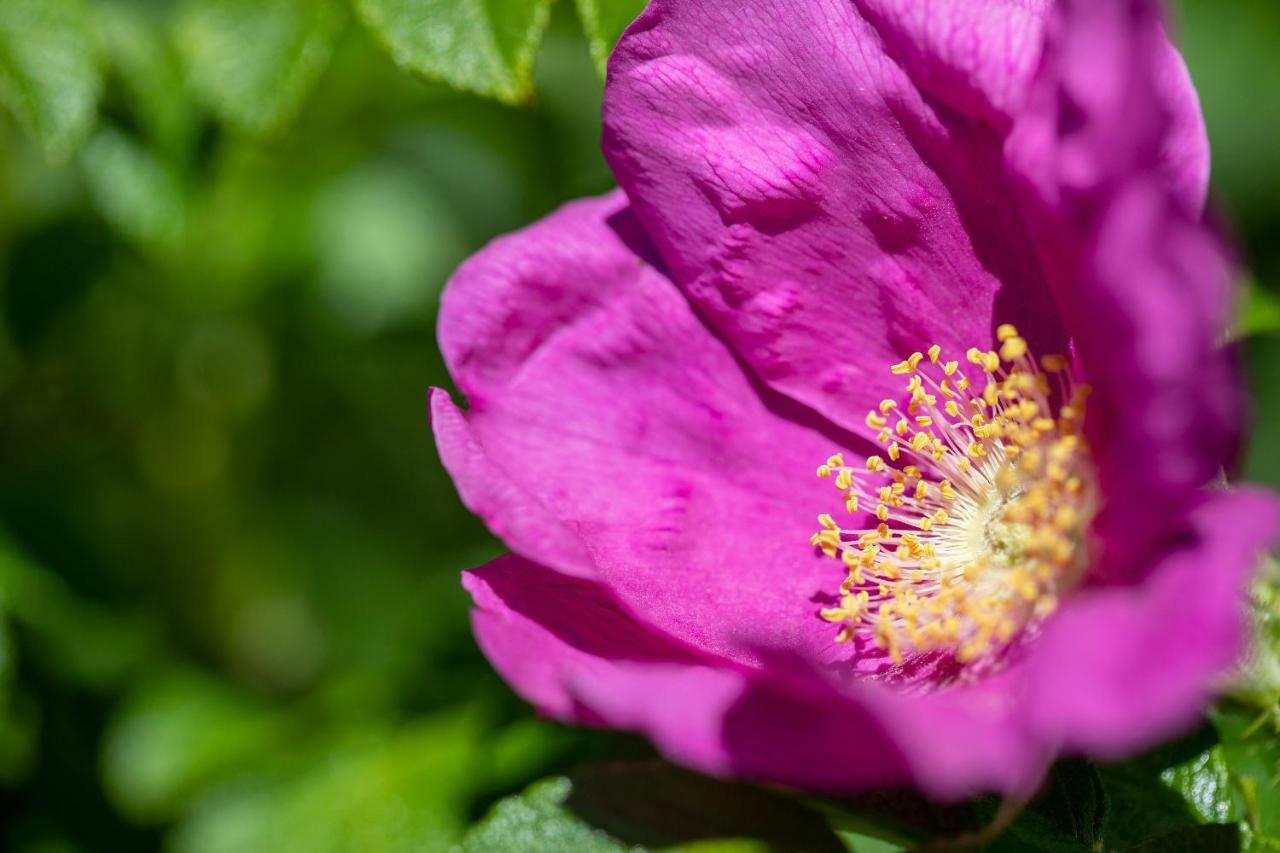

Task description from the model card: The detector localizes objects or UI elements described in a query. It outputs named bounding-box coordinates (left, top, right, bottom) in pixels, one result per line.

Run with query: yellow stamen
left=810, top=333, right=1096, bottom=671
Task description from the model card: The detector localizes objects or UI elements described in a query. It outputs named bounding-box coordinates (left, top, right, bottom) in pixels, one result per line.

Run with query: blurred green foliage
left=0, top=0, right=1276, bottom=850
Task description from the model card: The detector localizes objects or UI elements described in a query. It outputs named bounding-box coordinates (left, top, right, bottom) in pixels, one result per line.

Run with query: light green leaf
left=1232, top=558, right=1280, bottom=711
left=102, top=668, right=288, bottom=822
left=1214, top=704, right=1280, bottom=845
left=0, top=534, right=148, bottom=688
left=95, top=1, right=197, bottom=155
left=355, top=0, right=553, bottom=103
left=573, top=0, right=645, bottom=76
left=1162, top=748, right=1237, bottom=825
left=311, top=162, right=467, bottom=331
left=172, top=714, right=478, bottom=853
left=80, top=126, right=187, bottom=250
left=461, top=777, right=628, bottom=853
left=1236, top=280, right=1280, bottom=340
left=0, top=0, right=102, bottom=162
left=174, top=0, right=345, bottom=134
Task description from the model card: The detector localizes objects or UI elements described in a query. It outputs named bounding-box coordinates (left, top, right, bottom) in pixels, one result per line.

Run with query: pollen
left=811, top=327, right=1096, bottom=670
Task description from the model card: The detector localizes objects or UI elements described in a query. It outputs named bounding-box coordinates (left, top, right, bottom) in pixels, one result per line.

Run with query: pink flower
left=430, top=0, right=1278, bottom=797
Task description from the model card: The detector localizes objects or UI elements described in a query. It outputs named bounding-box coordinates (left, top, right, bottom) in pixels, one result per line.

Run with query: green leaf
left=463, top=763, right=845, bottom=852
left=1161, top=747, right=1237, bottom=825
left=1238, top=281, right=1280, bottom=339
left=171, top=714, right=479, bottom=853
left=1234, top=558, right=1280, bottom=708
left=461, top=777, right=628, bottom=853
left=1214, top=704, right=1280, bottom=843
left=1097, top=726, right=1235, bottom=849
left=573, top=0, right=645, bottom=76
left=174, top=0, right=345, bottom=134
left=1244, top=334, right=1280, bottom=489
left=0, top=0, right=102, bottom=162
left=355, top=0, right=553, bottom=103
left=94, top=0, right=197, bottom=156
left=565, top=762, right=845, bottom=850
left=1000, top=760, right=1109, bottom=852
left=0, top=534, right=148, bottom=688
left=80, top=126, right=187, bottom=250
left=832, top=832, right=905, bottom=853
left=1122, top=823, right=1241, bottom=853
left=102, top=668, right=288, bottom=821
left=0, top=614, right=38, bottom=784
left=311, top=162, right=466, bottom=331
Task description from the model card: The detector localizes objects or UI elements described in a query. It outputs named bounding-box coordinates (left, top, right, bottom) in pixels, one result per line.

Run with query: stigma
left=810, top=325, right=1096, bottom=669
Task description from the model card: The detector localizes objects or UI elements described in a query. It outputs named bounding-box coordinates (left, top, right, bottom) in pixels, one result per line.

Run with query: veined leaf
left=355, top=0, right=553, bottom=103
left=461, top=777, right=627, bottom=853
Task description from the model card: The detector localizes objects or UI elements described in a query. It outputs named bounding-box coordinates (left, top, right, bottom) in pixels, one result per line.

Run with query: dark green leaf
left=1244, top=334, right=1280, bottom=490
left=0, top=615, right=38, bottom=784
left=1000, top=760, right=1109, bottom=852
left=463, top=763, right=845, bottom=852
left=1122, top=823, right=1241, bottom=853
left=1097, top=727, right=1235, bottom=850
left=812, top=788, right=979, bottom=849
left=355, top=0, right=553, bottom=103
left=0, top=535, right=148, bottom=688
left=573, top=0, right=646, bottom=76
left=174, top=0, right=344, bottom=134
left=0, top=0, right=102, bottom=161
left=565, top=762, right=845, bottom=851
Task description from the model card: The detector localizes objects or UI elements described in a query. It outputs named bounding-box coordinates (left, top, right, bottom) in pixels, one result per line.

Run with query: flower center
left=810, top=325, right=1096, bottom=668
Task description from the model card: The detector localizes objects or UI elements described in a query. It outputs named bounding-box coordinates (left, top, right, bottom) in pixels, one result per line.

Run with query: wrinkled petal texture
left=435, top=0, right=1277, bottom=797
left=603, top=0, right=1076, bottom=440
left=464, top=489, right=1274, bottom=798
left=1006, top=0, right=1238, bottom=581
left=435, top=191, right=866, bottom=669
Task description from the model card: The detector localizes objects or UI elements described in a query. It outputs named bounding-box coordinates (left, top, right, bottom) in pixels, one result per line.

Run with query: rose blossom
left=429, top=0, right=1277, bottom=797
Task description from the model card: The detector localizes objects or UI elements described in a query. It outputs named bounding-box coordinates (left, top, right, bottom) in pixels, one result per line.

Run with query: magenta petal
left=435, top=192, right=862, bottom=667
left=603, top=0, right=1068, bottom=437
left=1153, top=36, right=1210, bottom=212
left=466, top=555, right=1052, bottom=796
left=464, top=554, right=912, bottom=791
left=1007, top=0, right=1240, bottom=578
left=854, top=0, right=1051, bottom=127
left=1023, top=488, right=1278, bottom=755
left=437, top=0, right=1268, bottom=801
left=431, top=389, right=595, bottom=578
left=463, top=555, right=705, bottom=718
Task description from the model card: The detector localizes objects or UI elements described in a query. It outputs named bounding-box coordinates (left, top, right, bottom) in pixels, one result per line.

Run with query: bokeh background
left=0, top=0, right=1276, bottom=850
